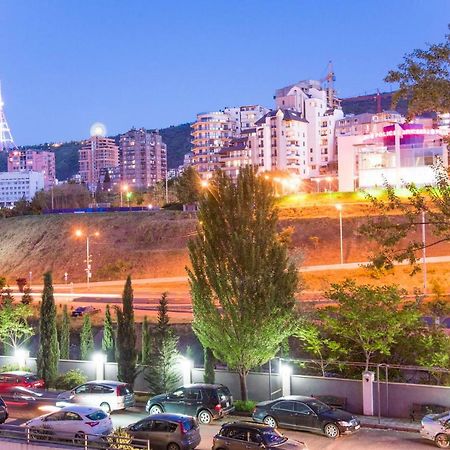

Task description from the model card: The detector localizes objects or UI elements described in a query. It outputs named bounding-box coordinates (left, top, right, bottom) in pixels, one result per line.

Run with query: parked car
left=24, top=405, right=112, bottom=442
left=0, top=371, right=45, bottom=394
left=146, top=383, right=234, bottom=425
left=0, top=395, right=9, bottom=424
left=213, top=421, right=308, bottom=450
left=71, top=306, right=100, bottom=317
left=56, top=380, right=135, bottom=413
left=252, top=395, right=360, bottom=438
left=420, top=411, right=450, bottom=448
left=127, top=413, right=201, bottom=450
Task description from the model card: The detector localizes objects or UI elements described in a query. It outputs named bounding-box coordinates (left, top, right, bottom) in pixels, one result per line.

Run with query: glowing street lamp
left=200, top=180, right=209, bottom=189
left=120, top=184, right=129, bottom=208
left=75, top=229, right=99, bottom=287
left=335, top=204, right=344, bottom=265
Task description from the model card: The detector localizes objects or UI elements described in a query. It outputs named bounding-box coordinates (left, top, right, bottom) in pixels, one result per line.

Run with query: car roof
left=85, top=380, right=127, bottom=386
left=0, top=371, right=35, bottom=376
left=59, top=405, right=103, bottom=415
left=181, top=383, right=227, bottom=389
left=222, top=421, right=273, bottom=431
left=143, top=413, right=192, bottom=422
left=272, top=395, right=314, bottom=402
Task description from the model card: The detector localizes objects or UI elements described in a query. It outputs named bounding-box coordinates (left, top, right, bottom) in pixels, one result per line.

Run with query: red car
left=0, top=371, right=45, bottom=394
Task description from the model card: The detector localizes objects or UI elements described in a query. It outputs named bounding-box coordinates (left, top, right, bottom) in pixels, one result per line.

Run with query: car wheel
left=197, top=409, right=213, bottom=425
left=263, top=416, right=278, bottom=428
left=149, top=404, right=163, bottom=415
left=324, top=423, right=340, bottom=439
left=100, top=402, right=111, bottom=414
left=435, top=434, right=450, bottom=448
left=167, top=443, right=180, bottom=450
left=74, top=432, right=86, bottom=445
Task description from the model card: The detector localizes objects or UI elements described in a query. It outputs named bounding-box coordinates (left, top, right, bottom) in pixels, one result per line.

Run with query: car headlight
left=337, top=421, right=351, bottom=427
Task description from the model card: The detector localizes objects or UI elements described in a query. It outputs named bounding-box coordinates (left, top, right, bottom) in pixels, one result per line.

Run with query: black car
left=252, top=396, right=360, bottom=438
left=0, top=395, right=8, bottom=424
left=213, top=421, right=308, bottom=450
left=146, top=383, right=234, bottom=424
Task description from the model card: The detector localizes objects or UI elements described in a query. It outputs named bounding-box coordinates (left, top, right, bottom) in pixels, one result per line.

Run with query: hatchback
left=128, top=413, right=201, bottom=450
left=213, top=421, right=308, bottom=450
left=146, top=383, right=234, bottom=424
left=56, top=380, right=135, bottom=413
left=252, top=395, right=360, bottom=438
left=420, top=411, right=450, bottom=448
left=0, top=371, right=45, bottom=394
left=0, top=395, right=8, bottom=424
left=24, top=405, right=112, bottom=442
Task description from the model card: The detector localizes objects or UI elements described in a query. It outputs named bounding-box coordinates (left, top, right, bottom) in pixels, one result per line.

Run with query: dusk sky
left=1, top=0, right=449, bottom=145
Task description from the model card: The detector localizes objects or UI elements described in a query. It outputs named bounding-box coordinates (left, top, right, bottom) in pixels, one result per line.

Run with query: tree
left=0, top=302, right=34, bottom=353
left=175, top=166, right=202, bottom=204
left=187, top=168, right=298, bottom=400
left=16, top=278, right=27, bottom=293
left=21, top=286, right=33, bottom=305
left=156, top=292, right=170, bottom=342
left=80, top=314, right=94, bottom=360
left=0, top=277, right=6, bottom=291
left=102, top=305, right=115, bottom=362
left=59, top=305, right=70, bottom=359
left=385, top=26, right=450, bottom=120
left=115, top=276, right=137, bottom=385
left=322, top=280, right=419, bottom=371
left=37, top=272, right=60, bottom=386
left=203, top=347, right=215, bottom=384
left=141, top=316, right=152, bottom=365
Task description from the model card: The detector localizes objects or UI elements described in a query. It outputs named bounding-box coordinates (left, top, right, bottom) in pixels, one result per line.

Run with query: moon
left=90, top=122, right=107, bottom=137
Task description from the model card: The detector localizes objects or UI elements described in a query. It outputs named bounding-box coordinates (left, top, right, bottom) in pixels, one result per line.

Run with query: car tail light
left=116, top=387, right=121, bottom=396
left=180, top=424, right=187, bottom=435
left=214, top=404, right=222, bottom=412
left=86, top=421, right=99, bottom=427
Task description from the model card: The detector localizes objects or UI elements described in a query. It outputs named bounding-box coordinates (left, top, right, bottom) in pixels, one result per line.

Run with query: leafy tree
left=175, top=166, right=202, bottom=204
left=426, top=279, right=450, bottom=326
left=21, top=286, right=33, bottom=305
left=188, top=168, right=298, bottom=400
left=37, top=272, right=60, bottom=386
left=59, top=305, right=71, bottom=359
left=141, top=316, right=152, bottom=365
left=0, top=302, right=33, bottom=352
left=1, top=286, right=14, bottom=305
left=80, top=314, right=94, bottom=360
left=115, top=276, right=137, bottom=385
left=203, top=347, right=215, bottom=384
left=16, top=278, right=27, bottom=293
left=385, top=25, right=450, bottom=120
left=322, top=280, right=418, bottom=371
left=102, top=305, right=115, bottom=362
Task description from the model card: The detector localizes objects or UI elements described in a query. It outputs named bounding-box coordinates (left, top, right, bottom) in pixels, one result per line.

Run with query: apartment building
left=120, top=128, right=167, bottom=189
left=8, top=149, right=56, bottom=190
left=79, top=136, right=119, bottom=191
left=0, top=171, right=44, bottom=206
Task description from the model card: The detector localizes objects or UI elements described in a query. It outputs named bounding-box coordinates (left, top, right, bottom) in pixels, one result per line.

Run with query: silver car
left=57, top=380, right=135, bottom=413
left=421, top=411, right=450, bottom=448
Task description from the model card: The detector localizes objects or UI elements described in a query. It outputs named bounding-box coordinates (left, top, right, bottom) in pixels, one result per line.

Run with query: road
left=3, top=404, right=433, bottom=450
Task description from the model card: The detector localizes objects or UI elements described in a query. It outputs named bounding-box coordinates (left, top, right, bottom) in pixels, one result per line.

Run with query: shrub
left=0, top=364, right=27, bottom=372
left=234, top=400, right=257, bottom=413
left=107, top=427, right=138, bottom=450
left=54, top=369, right=87, bottom=390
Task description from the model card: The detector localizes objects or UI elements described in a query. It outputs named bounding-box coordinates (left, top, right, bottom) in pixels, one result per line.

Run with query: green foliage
left=234, top=400, right=257, bottom=413
left=0, top=277, right=6, bottom=290
left=54, top=369, right=87, bottom=390
left=37, top=272, right=60, bottom=386
left=80, top=314, right=94, bottom=360
left=21, top=286, right=33, bottom=305
left=107, top=427, right=139, bottom=450
left=188, top=168, right=298, bottom=400
left=59, top=305, right=70, bottom=359
left=175, top=166, right=202, bottom=204
left=0, top=363, right=27, bottom=372
left=0, top=302, right=33, bottom=351
left=156, top=292, right=170, bottom=341
left=102, top=305, right=115, bottom=362
left=141, top=316, right=152, bottom=365
left=159, top=123, right=192, bottom=169
left=203, top=347, right=215, bottom=384
left=115, top=276, right=137, bottom=385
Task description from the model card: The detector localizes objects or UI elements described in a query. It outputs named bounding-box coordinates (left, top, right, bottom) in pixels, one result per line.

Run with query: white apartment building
left=223, top=105, right=269, bottom=134
left=0, top=171, right=44, bottom=207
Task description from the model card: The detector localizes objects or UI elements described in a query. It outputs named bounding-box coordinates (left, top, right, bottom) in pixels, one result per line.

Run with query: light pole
left=75, top=230, right=99, bottom=287
left=120, top=184, right=128, bottom=208
left=422, top=210, right=427, bottom=293
left=165, top=170, right=169, bottom=205
left=335, top=204, right=344, bottom=265
left=28, top=271, right=32, bottom=286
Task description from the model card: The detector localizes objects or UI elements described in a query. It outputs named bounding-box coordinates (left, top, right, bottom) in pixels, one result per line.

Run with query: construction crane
left=320, top=61, right=340, bottom=109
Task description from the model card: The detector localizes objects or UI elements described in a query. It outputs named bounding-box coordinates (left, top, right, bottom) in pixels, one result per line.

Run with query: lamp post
left=28, top=271, right=32, bottom=287
left=75, top=230, right=99, bottom=287
left=335, top=204, right=344, bottom=265
left=165, top=170, right=169, bottom=205
left=120, top=184, right=128, bottom=208
left=422, top=210, right=427, bottom=293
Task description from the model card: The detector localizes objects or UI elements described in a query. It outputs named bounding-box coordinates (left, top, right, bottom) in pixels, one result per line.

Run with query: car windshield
left=86, top=411, right=107, bottom=420
left=261, top=430, right=286, bottom=445
left=305, top=399, right=332, bottom=414
left=431, top=412, right=450, bottom=420
left=24, top=375, right=39, bottom=383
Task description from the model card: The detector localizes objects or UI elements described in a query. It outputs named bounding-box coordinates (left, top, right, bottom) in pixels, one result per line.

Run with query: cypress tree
left=203, top=347, right=215, bottom=384
left=115, top=276, right=137, bottom=385
left=102, top=304, right=115, bottom=362
left=80, top=314, right=94, bottom=360
left=156, top=292, right=169, bottom=342
left=59, top=305, right=70, bottom=359
left=37, top=272, right=59, bottom=386
left=141, top=316, right=152, bottom=365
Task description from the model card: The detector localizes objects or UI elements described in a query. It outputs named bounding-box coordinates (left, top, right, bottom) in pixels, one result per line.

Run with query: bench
left=313, top=395, right=347, bottom=410
left=410, top=403, right=448, bottom=422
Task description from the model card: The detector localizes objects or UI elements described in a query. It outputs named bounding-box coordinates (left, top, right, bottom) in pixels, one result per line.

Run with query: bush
left=107, top=427, right=138, bottom=449
left=0, top=364, right=27, bottom=372
left=234, top=400, right=257, bottom=413
left=54, top=369, right=87, bottom=390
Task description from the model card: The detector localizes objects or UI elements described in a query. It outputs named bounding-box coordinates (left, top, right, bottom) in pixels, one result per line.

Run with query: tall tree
left=115, top=276, right=137, bottom=385
left=0, top=303, right=33, bottom=353
left=80, top=314, right=94, bottom=360
left=156, top=292, right=170, bottom=342
left=203, top=347, right=215, bottom=384
left=37, top=272, right=60, bottom=386
left=102, top=305, right=115, bottom=362
left=188, top=168, right=298, bottom=400
left=59, top=305, right=70, bottom=359
left=175, top=166, right=202, bottom=204
left=141, top=316, right=152, bottom=365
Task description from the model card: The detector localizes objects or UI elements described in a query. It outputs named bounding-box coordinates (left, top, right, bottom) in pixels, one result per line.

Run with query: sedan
left=0, top=395, right=8, bottom=424
left=24, top=405, right=112, bottom=442
left=0, top=371, right=45, bottom=394
left=252, top=395, right=360, bottom=438
left=421, top=411, right=450, bottom=448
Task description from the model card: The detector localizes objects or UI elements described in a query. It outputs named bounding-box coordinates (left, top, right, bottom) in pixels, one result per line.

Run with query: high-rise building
left=8, top=149, right=56, bottom=190
left=0, top=171, right=44, bottom=207
left=119, top=128, right=167, bottom=189
left=79, top=136, right=119, bottom=191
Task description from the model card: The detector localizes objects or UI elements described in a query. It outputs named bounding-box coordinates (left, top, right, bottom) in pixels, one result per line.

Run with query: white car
left=24, top=405, right=112, bottom=442
left=421, top=411, right=450, bottom=448
left=56, top=380, right=135, bottom=413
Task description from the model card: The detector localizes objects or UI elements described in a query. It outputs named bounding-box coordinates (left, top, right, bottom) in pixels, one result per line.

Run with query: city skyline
left=1, top=0, right=449, bottom=145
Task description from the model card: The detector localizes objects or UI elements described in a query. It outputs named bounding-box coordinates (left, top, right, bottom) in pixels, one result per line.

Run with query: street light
left=200, top=180, right=209, bottom=189
left=335, top=204, right=344, bottom=265
left=120, top=184, right=129, bottom=208
left=75, top=229, right=99, bottom=287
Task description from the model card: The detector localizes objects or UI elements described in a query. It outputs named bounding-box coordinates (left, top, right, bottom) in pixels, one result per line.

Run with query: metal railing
left=0, top=424, right=150, bottom=449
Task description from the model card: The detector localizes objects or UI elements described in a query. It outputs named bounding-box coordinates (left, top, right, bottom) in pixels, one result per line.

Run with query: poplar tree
left=59, top=305, right=70, bottom=359
left=188, top=168, right=298, bottom=400
left=80, top=314, right=94, bottom=360
left=115, top=276, right=137, bottom=385
left=102, top=305, right=115, bottom=362
left=141, top=316, right=152, bottom=365
left=37, top=272, right=59, bottom=386
left=203, top=347, right=215, bottom=384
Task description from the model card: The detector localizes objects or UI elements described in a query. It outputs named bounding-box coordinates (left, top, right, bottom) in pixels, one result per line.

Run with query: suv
left=71, top=306, right=100, bottom=317
left=56, top=380, right=135, bottom=413
left=146, top=383, right=234, bottom=424
left=0, top=395, right=8, bottom=424
left=213, top=421, right=307, bottom=450
left=0, top=371, right=45, bottom=394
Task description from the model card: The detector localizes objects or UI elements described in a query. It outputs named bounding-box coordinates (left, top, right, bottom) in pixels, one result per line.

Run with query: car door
left=129, top=419, right=154, bottom=447
left=43, top=411, right=68, bottom=437
left=62, top=411, right=84, bottom=439
left=223, top=427, right=249, bottom=450
left=148, top=419, right=177, bottom=450
left=164, top=387, right=186, bottom=413
left=183, top=387, right=203, bottom=416
left=271, top=401, right=296, bottom=428
left=72, top=384, right=93, bottom=405
left=293, top=401, right=319, bottom=431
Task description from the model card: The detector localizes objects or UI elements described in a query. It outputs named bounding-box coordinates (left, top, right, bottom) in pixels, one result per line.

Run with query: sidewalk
left=358, top=415, right=420, bottom=433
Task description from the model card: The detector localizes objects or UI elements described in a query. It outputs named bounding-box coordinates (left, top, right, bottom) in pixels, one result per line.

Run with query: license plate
left=355, top=425, right=360, bottom=430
